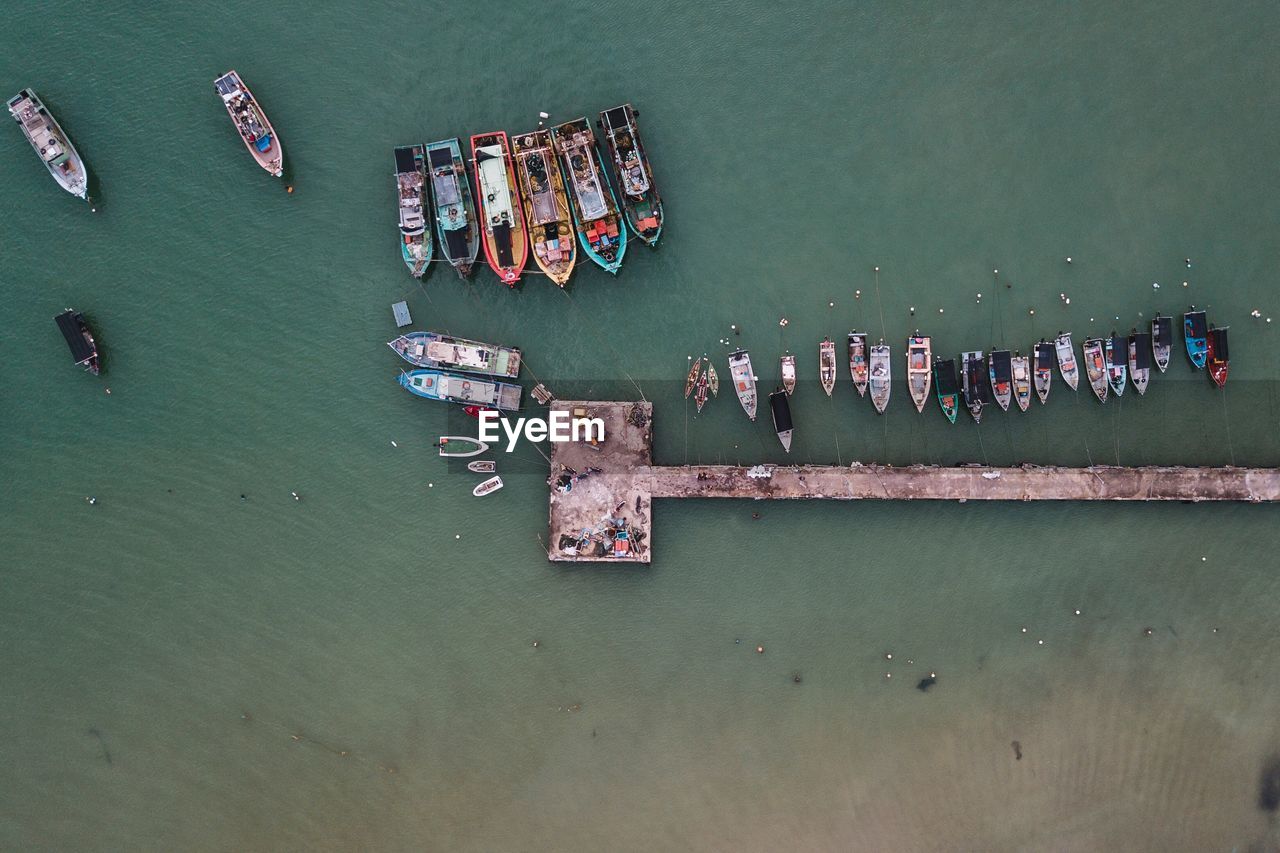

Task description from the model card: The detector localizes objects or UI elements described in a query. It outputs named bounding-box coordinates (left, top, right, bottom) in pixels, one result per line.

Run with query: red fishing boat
left=469, top=132, right=528, bottom=285
left=1206, top=326, right=1229, bottom=388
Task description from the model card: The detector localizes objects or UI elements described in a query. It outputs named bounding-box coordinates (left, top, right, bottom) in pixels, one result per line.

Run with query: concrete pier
left=546, top=401, right=1279, bottom=564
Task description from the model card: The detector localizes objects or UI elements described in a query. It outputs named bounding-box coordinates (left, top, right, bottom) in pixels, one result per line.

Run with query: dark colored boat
left=426, top=138, right=480, bottom=279
left=1151, top=315, right=1173, bottom=372
left=1033, top=340, right=1054, bottom=404
left=1183, top=310, right=1208, bottom=369
left=989, top=349, right=1012, bottom=411
left=769, top=389, right=793, bottom=452
left=1128, top=330, right=1151, bottom=396
left=1207, top=326, right=1229, bottom=387
left=598, top=104, right=663, bottom=246
left=961, top=350, right=989, bottom=423
left=1106, top=332, right=1127, bottom=397
left=933, top=357, right=959, bottom=424
left=55, top=309, right=99, bottom=375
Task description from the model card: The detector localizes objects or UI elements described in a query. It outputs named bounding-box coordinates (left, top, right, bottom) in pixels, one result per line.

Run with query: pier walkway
left=546, top=401, right=1279, bottom=564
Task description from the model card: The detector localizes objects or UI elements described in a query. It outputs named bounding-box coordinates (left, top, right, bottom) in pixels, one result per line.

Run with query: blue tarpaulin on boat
left=255, top=134, right=272, bottom=152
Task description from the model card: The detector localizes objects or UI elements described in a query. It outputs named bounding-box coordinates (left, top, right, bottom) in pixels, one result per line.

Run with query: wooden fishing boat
left=694, top=362, right=710, bottom=413
left=8, top=89, right=89, bottom=199
left=1183, top=310, right=1208, bottom=369
left=708, top=363, right=719, bottom=396
left=906, top=334, right=931, bottom=412
left=598, top=104, right=662, bottom=246
left=960, top=351, right=988, bottom=423
left=819, top=337, right=836, bottom=396
left=1150, top=315, right=1173, bottom=373
left=388, top=331, right=521, bottom=377
left=467, top=460, right=496, bottom=473
left=683, top=357, right=701, bottom=398
left=551, top=117, right=626, bottom=274
left=394, top=145, right=433, bottom=277
left=869, top=342, right=891, bottom=414
left=472, top=475, right=504, bottom=497
left=848, top=332, right=868, bottom=396
left=54, top=309, right=99, bottom=375
left=1207, top=326, right=1229, bottom=388
left=989, top=349, right=1012, bottom=411
left=934, top=357, right=959, bottom=424
left=511, top=129, right=575, bottom=286
left=426, top=138, right=480, bottom=279
left=770, top=389, right=793, bottom=452
left=1081, top=338, right=1108, bottom=402
left=1054, top=332, right=1080, bottom=390
left=1105, top=333, right=1127, bottom=397
left=438, top=436, right=490, bottom=458
left=780, top=352, right=797, bottom=396
left=1011, top=353, right=1031, bottom=412
left=1128, top=330, right=1151, bottom=396
left=728, top=349, right=757, bottom=421
left=213, top=71, right=282, bottom=177
left=1033, top=340, right=1054, bottom=405
left=399, top=369, right=522, bottom=411
left=470, top=131, right=529, bottom=285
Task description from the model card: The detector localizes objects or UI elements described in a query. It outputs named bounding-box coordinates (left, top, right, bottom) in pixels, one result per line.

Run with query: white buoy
left=391, top=441, right=398, bottom=447
left=539, top=111, right=549, bottom=119
left=455, top=534, right=461, bottom=540
left=1066, top=257, right=1072, bottom=263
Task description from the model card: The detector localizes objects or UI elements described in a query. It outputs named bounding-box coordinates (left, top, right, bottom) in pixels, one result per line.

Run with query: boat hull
left=599, top=104, right=663, bottom=247
left=1183, top=312, right=1208, bottom=369
left=906, top=335, right=931, bottom=413
left=819, top=339, right=836, bottom=396
left=395, top=145, right=433, bottom=278
left=438, top=436, right=490, bottom=458
left=869, top=345, right=891, bottom=414
left=1011, top=356, right=1031, bottom=412
left=426, top=138, right=480, bottom=279
left=399, top=369, right=522, bottom=411
left=780, top=354, right=796, bottom=396
left=848, top=333, right=868, bottom=396
left=1082, top=340, right=1108, bottom=402
left=512, top=129, right=576, bottom=286
left=552, top=118, right=627, bottom=275
left=213, top=71, right=283, bottom=177
left=728, top=350, right=757, bottom=421
left=388, top=331, right=521, bottom=377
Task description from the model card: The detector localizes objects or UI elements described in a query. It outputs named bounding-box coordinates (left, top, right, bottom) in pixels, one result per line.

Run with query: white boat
left=780, top=352, right=796, bottom=396
left=869, top=342, right=891, bottom=414
left=848, top=332, right=868, bottom=396
left=1011, top=354, right=1031, bottom=412
left=438, top=436, right=489, bottom=458
left=906, top=333, right=931, bottom=412
left=728, top=349, right=757, bottom=421
left=1081, top=337, right=1108, bottom=402
left=1054, top=332, right=1080, bottom=391
left=8, top=89, right=88, bottom=199
left=819, top=337, right=836, bottom=396
left=1033, top=340, right=1054, bottom=405
left=467, top=460, right=496, bottom=473
left=473, top=475, right=503, bottom=497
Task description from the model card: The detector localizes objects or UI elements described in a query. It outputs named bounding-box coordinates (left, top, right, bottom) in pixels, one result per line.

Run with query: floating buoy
left=286, top=185, right=294, bottom=194
left=391, top=440, right=398, bottom=447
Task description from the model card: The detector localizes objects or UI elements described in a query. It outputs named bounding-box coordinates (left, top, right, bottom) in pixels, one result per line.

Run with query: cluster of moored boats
left=393, top=105, right=662, bottom=285
left=388, top=330, right=524, bottom=412
left=696, top=309, right=1231, bottom=451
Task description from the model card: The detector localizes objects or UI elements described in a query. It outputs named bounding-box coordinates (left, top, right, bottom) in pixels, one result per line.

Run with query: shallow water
left=3, top=0, right=1280, bottom=849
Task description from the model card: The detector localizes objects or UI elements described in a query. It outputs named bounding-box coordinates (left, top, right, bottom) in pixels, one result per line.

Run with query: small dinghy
left=1054, top=332, right=1080, bottom=391
left=769, top=389, right=793, bottom=452
left=1128, top=330, right=1151, bottom=396
left=694, top=361, right=710, bottom=413
left=961, top=351, right=989, bottom=423
left=683, top=357, right=702, bottom=398
left=906, top=333, right=931, bottom=412
left=988, top=349, right=1012, bottom=411
left=1081, top=338, right=1108, bottom=402
left=780, top=352, right=797, bottom=396
left=728, top=349, right=757, bottom=421
left=1011, top=353, right=1031, bottom=412
left=472, top=475, right=503, bottom=497
left=1151, top=316, right=1173, bottom=373
left=847, top=332, right=868, bottom=396
left=819, top=337, right=836, bottom=396
left=869, top=342, right=891, bottom=414
left=933, top=357, right=959, bottom=424
left=438, top=436, right=490, bottom=458
left=1105, top=332, right=1127, bottom=397
left=1184, top=310, right=1208, bottom=369
left=707, top=363, right=719, bottom=397
left=467, top=460, right=496, bottom=473
left=1207, top=326, right=1229, bottom=388
left=1033, top=340, right=1054, bottom=405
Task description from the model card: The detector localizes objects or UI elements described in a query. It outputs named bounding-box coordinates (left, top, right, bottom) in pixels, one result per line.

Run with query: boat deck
left=546, top=401, right=1280, bottom=565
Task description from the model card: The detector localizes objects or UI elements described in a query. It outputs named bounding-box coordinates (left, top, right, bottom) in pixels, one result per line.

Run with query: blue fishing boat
left=398, top=369, right=522, bottom=411
left=388, top=331, right=521, bottom=377
left=426, top=138, right=479, bottom=279
left=1183, top=310, right=1208, bottom=369
left=551, top=117, right=627, bottom=274
left=394, top=145, right=432, bottom=277
left=1105, top=332, right=1127, bottom=397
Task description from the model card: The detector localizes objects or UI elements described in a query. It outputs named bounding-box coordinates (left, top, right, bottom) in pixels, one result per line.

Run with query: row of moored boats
left=393, top=105, right=662, bottom=285
left=699, top=310, right=1230, bottom=451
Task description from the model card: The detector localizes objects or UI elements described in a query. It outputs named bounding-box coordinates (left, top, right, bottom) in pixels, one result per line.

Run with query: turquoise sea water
left=3, top=1, right=1280, bottom=849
